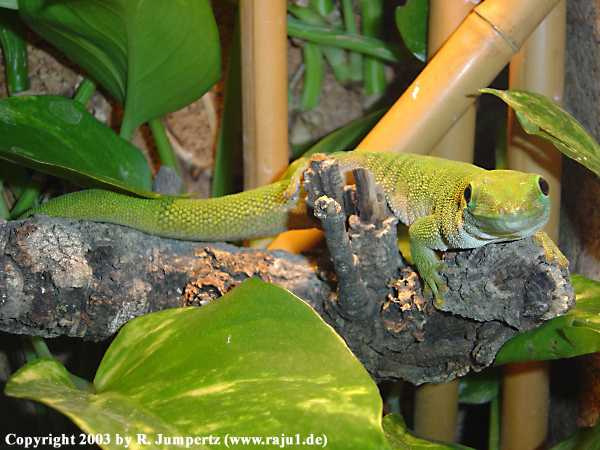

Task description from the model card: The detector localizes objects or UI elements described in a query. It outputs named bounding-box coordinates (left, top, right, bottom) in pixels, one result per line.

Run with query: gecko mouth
left=464, top=209, right=549, bottom=240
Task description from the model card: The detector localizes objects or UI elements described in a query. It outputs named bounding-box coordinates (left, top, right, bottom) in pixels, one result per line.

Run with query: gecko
left=24, top=151, right=567, bottom=302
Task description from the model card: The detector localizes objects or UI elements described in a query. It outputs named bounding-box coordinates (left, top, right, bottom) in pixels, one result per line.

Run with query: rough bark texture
left=0, top=217, right=331, bottom=340
left=560, top=0, right=600, bottom=434
left=0, top=157, right=574, bottom=385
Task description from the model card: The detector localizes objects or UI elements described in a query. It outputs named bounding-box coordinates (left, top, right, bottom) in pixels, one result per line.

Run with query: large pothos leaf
left=0, top=95, right=156, bottom=196
left=19, top=0, right=220, bottom=138
left=383, top=414, right=474, bottom=450
left=6, top=279, right=391, bottom=450
left=496, top=275, right=600, bottom=365
left=481, top=88, right=600, bottom=177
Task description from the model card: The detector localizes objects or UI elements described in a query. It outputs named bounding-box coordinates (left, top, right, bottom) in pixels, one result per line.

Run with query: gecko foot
left=421, top=264, right=448, bottom=308
left=533, top=231, right=569, bottom=268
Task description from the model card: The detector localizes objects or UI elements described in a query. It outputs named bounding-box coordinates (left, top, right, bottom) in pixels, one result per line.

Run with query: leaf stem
left=0, top=181, right=10, bottom=219
left=488, top=394, right=500, bottom=450
left=0, top=10, right=29, bottom=95
left=360, top=0, right=386, bottom=95
left=73, top=78, right=96, bottom=105
left=9, top=182, right=40, bottom=218
left=340, top=0, right=362, bottom=81
left=119, top=121, right=135, bottom=141
left=309, top=0, right=334, bottom=16
left=148, top=118, right=181, bottom=176
left=287, top=17, right=401, bottom=64
left=30, top=336, right=52, bottom=359
left=300, top=43, right=324, bottom=110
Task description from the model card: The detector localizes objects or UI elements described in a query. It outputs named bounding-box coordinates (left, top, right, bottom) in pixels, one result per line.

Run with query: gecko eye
left=463, top=184, right=472, bottom=204
left=538, top=177, right=550, bottom=196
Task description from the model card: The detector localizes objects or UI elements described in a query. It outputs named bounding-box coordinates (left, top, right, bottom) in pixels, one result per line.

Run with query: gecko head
left=462, top=170, right=550, bottom=241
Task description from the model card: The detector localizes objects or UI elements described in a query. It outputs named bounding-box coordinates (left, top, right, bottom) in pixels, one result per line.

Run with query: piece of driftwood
left=0, top=158, right=574, bottom=384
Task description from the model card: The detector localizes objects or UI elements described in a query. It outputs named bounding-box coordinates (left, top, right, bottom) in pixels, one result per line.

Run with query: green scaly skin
left=27, top=152, right=567, bottom=303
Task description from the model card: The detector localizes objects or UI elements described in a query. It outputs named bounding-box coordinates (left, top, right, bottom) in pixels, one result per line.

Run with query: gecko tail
left=23, top=183, right=307, bottom=242
left=25, top=189, right=166, bottom=233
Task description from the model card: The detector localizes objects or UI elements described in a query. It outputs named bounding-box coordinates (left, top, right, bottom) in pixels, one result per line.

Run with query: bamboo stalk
left=240, top=0, right=289, bottom=189
left=358, top=0, right=562, bottom=154
left=501, top=2, right=565, bottom=449
left=413, top=382, right=459, bottom=442
left=413, top=2, right=477, bottom=442
left=428, top=0, right=477, bottom=162
left=502, top=362, right=550, bottom=450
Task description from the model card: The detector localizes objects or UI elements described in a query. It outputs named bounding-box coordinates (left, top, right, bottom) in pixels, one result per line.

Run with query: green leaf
left=287, top=3, right=351, bottom=84
left=480, top=88, right=600, bottom=177
left=19, top=0, right=221, bottom=138
left=549, top=421, right=600, bottom=450
left=0, top=95, right=155, bottom=196
left=360, top=0, right=386, bottom=95
left=458, top=369, right=499, bottom=405
left=0, top=10, right=29, bottom=94
left=300, top=42, right=325, bottom=111
left=394, top=0, right=428, bottom=62
left=496, top=275, right=600, bottom=365
left=6, top=279, right=391, bottom=450
left=383, top=414, right=474, bottom=450
left=287, top=16, right=401, bottom=63
left=0, top=0, right=18, bottom=10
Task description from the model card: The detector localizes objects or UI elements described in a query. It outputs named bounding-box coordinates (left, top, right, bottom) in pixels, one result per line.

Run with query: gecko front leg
left=408, top=215, right=448, bottom=306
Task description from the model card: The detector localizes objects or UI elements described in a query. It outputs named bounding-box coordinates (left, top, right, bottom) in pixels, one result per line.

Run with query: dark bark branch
left=0, top=157, right=574, bottom=384
left=0, top=218, right=332, bottom=340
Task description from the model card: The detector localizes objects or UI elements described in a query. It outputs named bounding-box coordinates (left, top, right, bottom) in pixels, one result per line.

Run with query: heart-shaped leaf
left=6, top=279, right=391, bottom=450
left=19, top=0, right=221, bottom=138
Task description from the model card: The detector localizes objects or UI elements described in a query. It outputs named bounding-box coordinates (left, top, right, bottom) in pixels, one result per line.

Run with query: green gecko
left=25, top=151, right=566, bottom=301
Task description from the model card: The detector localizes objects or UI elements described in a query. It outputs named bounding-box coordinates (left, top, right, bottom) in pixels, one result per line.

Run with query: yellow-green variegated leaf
left=481, top=88, right=600, bottom=177
left=6, top=279, right=391, bottom=450
left=383, top=414, right=474, bottom=450
left=5, top=359, right=183, bottom=448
